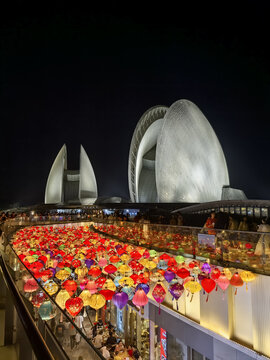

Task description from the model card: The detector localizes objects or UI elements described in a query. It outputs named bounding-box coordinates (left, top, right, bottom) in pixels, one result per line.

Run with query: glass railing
left=0, top=255, right=55, bottom=360
left=3, top=216, right=270, bottom=275
left=1, top=246, right=105, bottom=360
left=92, top=220, right=270, bottom=275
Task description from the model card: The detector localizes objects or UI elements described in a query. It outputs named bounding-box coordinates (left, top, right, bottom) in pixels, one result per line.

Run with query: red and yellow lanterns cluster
left=12, top=225, right=257, bottom=320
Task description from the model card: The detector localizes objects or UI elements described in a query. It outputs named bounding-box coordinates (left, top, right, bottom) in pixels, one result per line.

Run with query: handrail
left=0, top=255, right=55, bottom=360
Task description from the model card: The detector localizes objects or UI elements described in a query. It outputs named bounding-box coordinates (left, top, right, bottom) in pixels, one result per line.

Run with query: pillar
left=149, top=319, right=155, bottom=360
left=124, top=306, right=130, bottom=346
left=136, top=312, right=142, bottom=353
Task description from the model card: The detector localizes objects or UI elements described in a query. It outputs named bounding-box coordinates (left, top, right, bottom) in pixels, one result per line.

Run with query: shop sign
left=160, top=328, right=167, bottom=360
left=198, top=233, right=216, bottom=248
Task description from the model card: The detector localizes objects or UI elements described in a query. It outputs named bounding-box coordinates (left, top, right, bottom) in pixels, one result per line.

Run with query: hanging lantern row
left=12, top=225, right=257, bottom=319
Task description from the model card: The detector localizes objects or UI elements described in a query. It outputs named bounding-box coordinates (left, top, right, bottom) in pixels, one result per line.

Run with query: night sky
left=1, top=11, right=270, bottom=208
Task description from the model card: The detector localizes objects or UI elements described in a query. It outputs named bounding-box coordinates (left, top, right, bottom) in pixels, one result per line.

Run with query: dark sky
left=1, top=11, right=270, bottom=208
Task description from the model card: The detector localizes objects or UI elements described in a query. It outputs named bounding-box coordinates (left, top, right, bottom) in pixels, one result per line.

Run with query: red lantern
left=32, top=292, right=47, bottom=307
left=39, top=255, right=48, bottom=264
left=129, top=260, right=144, bottom=272
left=137, top=273, right=148, bottom=284
left=109, top=255, right=120, bottom=263
left=188, top=261, right=198, bottom=269
left=65, top=297, right=84, bottom=317
left=210, top=268, right=221, bottom=281
left=99, top=289, right=115, bottom=301
left=167, top=257, right=177, bottom=267
left=63, top=280, right=77, bottom=296
left=72, top=259, right=81, bottom=268
left=201, top=278, right=216, bottom=302
left=97, top=245, right=105, bottom=252
left=29, top=261, right=43, bottom=275
left=130, top=273, right=139, bottom=284
left=117, top=248, right=126, bottom=256
left=95, top=276, right=107, bottom=288
left=143, top=249, right=150, bottom=258
left=152, top=283, right=166, bottom=314
left=230, top=272, right=244, bottom=295
left=159, top=253, right=170, bottom=261
left=104, top=264, right=117, bottom=274
left=88, top=266, right=102, bottom=278
left=130, top=251, right=142, bottom=260
left=40, top=269, right=53, bottom=282
left=177, top=267, right=190, bottom=279
left=167, top=266, right=178, bottom=273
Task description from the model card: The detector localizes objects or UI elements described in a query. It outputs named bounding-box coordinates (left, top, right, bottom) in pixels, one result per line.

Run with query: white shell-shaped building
left=128, top=99, right=232, bottom=203
left=45, top=144, right=98, bottom=205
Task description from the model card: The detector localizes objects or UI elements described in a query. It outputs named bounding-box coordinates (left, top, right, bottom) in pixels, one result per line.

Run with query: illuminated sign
left=160, top=328, right=167, bottom=360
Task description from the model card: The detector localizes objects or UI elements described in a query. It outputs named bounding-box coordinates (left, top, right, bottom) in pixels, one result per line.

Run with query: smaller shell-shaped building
left=128, top=99, right=242, bottom=203
left=45, top=144, right=97, bottom=205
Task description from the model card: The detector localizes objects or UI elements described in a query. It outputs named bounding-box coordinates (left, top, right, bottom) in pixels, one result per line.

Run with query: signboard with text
left=160, top=328, right=167, bottom=360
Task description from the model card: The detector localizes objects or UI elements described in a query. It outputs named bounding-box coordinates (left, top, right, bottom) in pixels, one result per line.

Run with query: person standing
left=93, top=331, right=103, bottom=349
left=255, top=217, right=270, bottom=256
left=100, top=345, right=111, bottom=359
left=203, top=211, right=217, bottom=235
left=238, top=216, right=249, bottom=231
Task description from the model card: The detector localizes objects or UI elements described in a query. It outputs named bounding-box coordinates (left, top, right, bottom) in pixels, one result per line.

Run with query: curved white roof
left=45, top=144, right=67, bottom=204
left=156, top=100, right=229, bottom=202
left=128, top=99, right=230, bottom=203
left=45, top=144, right=98, bottom=205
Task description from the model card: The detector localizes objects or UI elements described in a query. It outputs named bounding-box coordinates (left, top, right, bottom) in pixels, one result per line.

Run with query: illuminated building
left=45, top=144, right=98, bottom=205
left=128, top=99, right=246, bottom=203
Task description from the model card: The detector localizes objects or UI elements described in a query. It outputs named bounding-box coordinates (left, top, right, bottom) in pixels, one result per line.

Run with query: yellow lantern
left=126, top=245, right=134, bottom=253
left=118, top=264, right=131, bottom=275
left=55, top=269, right=70, bottom=281
left=184, top=280, right=202, bottom=302
left=102, top=279, right=116, bottom=291
left=223, top=268, right=232, bottom=280
left=76, top=252, right=85, bottom=260
left=139, top=258, right=148, bottom=267
left=43, top=280, right=58, bottom=296
left=75, top=266, right=88, bottom=280
left=120, top=254, right=130, bottom=263
left=118, top=277, right=134, bottom=287
left=24, top=255, right=36, bottom=264
left=55, top=289, right=70, bottom=309
left=240, top=271, right=256, bottom=290
left=88, top=294, right=106, bottom=321
left=79, top=290, right=92, bottom=306
left=145, top=260, right=157, bottom=271
left=47, top=259, right=55, bottom=268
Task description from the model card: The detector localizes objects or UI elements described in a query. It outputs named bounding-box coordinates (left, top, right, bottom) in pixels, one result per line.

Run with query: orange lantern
left=230, top=272, right=244, bottom=295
